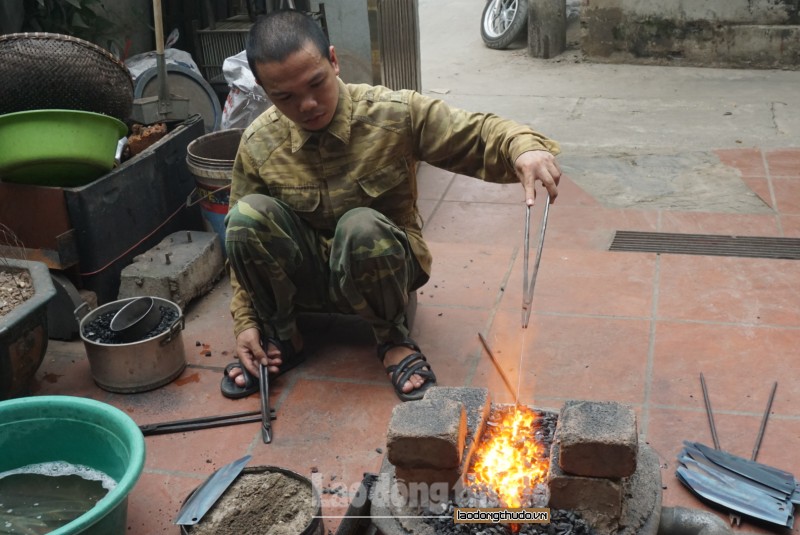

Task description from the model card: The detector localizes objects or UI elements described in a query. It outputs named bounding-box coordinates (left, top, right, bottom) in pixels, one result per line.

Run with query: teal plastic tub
left=0, top=395, right=146, bottom=534
left=0, top=109, right=128, bottom=187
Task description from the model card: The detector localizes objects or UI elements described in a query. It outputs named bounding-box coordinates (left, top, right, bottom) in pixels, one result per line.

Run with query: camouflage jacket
left=228, top=78, right=560, bottom=336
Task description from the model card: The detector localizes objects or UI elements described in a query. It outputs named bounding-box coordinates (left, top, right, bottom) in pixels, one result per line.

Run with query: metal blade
left=690, top=441, right=797, bottom=495
left=676, top=462, right=794, bottom=528
left=174, top=454, right=251, bottom=525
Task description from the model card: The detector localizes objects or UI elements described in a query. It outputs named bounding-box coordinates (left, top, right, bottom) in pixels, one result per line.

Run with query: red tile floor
left=32, top=147, right=800, bottom=534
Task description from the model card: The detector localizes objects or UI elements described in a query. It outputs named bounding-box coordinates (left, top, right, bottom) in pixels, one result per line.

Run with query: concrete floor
left=29, top=0, right=800, bottom=533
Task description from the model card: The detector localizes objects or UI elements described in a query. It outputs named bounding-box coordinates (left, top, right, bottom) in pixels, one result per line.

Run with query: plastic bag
left=220, top=50, right=271, bottom=130
left=125, top=48, right=201, bottom=83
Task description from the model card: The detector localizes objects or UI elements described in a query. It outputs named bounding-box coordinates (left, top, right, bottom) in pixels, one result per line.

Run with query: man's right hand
left=232, top=327, right=268, bottom=385
left=233, top=328, right=289, bottom=385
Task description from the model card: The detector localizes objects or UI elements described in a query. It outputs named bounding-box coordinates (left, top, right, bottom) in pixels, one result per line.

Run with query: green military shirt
left=228, top=78, right=560, bottom=336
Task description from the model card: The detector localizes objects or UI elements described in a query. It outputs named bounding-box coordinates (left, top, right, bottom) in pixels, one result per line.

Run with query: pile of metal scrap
left=679, top=376, right=797, bottom=528
left=677, top=441, right=798, bottom=528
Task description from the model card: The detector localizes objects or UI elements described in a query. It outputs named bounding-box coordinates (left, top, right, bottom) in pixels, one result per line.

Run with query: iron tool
left=522, top=194, right=550, bottom=328
left=260, top=363, right=272, bottom=443
left=174, top=455, right=251, bottom=525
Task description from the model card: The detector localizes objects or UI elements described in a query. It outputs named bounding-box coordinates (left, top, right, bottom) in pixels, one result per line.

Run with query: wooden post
left=528, top=0, right=567, bottom=59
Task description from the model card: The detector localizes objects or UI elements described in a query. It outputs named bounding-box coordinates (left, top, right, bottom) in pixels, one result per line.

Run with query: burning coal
left=466, top=405, right=552, bottom=508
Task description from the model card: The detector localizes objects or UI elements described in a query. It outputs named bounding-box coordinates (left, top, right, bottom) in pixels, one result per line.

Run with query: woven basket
left=0, top=33, right=134, bottom=121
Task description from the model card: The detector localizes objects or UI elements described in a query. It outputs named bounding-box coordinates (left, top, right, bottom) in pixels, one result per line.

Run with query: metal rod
left=522, top=205, right=531, bottom=328
left=522, top=195, right=550, bottom=328
left=700, top=373, right=745, bottom=528
left=260, top=363, right=272, bottom=444
left=700, top=373, right=721, bottom=450
left=751, top=381, right=778, bottom=462
left=152, top=0, right=170, bottom=115
left=478, top=332, right=517, bottom=400
left=139, top=410, right=276, bottom=436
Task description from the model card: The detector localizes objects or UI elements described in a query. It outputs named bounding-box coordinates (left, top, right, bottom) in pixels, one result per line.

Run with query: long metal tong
left=139, top=409, right=275, bottom=436
left=522, top=194, right=551, bottom=328
left=259, top=363, right=272, bottom=443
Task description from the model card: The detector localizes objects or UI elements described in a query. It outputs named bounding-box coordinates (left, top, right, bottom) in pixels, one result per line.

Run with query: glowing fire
left=469, top=405, right=549, bottom=508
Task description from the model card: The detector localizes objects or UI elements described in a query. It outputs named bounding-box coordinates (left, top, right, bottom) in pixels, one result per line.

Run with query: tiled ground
left=29, top=147, right=800, bottom=534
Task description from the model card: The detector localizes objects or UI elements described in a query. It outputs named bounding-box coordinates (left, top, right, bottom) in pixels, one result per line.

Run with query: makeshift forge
left=366, top=388, right=796, bottom=535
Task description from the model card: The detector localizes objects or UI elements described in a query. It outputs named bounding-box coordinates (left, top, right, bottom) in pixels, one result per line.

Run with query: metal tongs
left=259, top=363, right=272, bottom=443
left=522, top=194, right=550, bottom=328
left=139, top=409, right=275, bottom=436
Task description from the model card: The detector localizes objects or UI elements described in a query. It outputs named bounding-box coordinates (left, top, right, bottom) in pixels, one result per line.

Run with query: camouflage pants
left=225, top=194, right=423, bottom=343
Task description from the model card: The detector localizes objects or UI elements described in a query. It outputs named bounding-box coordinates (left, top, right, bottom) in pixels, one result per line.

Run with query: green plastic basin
left=0, top=395, right=146, bottom=534
left=0, top=109, right=128, bottom=187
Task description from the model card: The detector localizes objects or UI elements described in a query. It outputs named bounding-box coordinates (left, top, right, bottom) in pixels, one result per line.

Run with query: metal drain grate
left=609, top=231, right=800, bottom=260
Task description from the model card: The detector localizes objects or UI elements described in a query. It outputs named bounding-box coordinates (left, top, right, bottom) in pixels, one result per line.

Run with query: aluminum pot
left=109, top=296, right=162, bottom=343
left=76, top=296, right=186, bottom=393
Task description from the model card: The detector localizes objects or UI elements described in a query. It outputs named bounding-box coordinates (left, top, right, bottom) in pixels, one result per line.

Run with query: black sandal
left=220, top=361, right=258, bottom=399
left=377, top=338, right=437, bottom=402
left=220, top=337, right=306, bottom=399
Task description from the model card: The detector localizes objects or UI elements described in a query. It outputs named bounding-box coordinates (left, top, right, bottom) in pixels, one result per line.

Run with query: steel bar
left=478, top=332, right=517, bottom=400
left=139, top=410, right=275, bottom=436
left=752, top=382, right=778, bottom=462
left=700, top=373, right=721, bottom=450
left=521, top=194, right=550, bottom=328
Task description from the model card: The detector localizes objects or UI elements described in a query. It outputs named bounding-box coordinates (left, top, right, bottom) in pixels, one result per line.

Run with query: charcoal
left=82, top=305, right=178, bottom=344
left=419, top=410, right=596, bottom=535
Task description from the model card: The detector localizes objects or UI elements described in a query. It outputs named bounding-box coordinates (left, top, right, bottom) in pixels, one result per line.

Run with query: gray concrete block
left=528, top=0, right=567, bottom=59
left=118, top=230, right=224, bottom=309
left=548, top=442, right=623, bottom=524
left=387, top=398, right=467, bottom=469
left=557, top=400, right=638, bottom=478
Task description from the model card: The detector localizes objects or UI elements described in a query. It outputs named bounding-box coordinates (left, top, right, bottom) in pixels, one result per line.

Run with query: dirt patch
left=560, top=151, right=773, bottom=213
left=0, top=267, right=34, bottom=316
left=188, top=468, right=317, bottom=535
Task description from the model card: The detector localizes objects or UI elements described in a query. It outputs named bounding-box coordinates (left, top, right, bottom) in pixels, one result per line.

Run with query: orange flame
left=469, top=405, right=549, bottom=508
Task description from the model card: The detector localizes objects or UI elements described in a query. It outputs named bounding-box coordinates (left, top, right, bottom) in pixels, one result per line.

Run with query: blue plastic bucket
left=195, top=175, right=231, bottom=252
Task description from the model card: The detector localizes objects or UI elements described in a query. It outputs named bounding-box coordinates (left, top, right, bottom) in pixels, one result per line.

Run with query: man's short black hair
left=246, top=9, right=331, bottom=79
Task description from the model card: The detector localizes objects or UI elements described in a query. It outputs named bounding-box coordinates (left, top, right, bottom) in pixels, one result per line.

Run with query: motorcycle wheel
left=480, top=0, right=529, bottom=50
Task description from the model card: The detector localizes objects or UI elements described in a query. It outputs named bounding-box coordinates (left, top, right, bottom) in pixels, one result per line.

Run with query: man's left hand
left=514, top=150, right=561, bottom=206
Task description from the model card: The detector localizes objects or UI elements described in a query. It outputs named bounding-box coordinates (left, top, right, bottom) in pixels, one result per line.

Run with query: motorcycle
left=480, top=0, right=528, bottom=50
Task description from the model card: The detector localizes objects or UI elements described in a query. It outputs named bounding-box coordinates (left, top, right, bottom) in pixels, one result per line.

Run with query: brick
left=557, top=400, right=638, bottom=478
left=548, top=442, right=623, bottom=521
left=387, top=398, right=467, bottom=469
left=423, top=386, right=490, bottom=461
